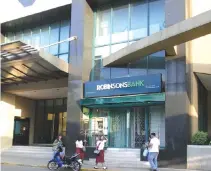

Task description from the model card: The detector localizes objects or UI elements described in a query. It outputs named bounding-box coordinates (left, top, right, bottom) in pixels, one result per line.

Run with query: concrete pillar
left=164, top=0, right=189, bottom=168
left=66, top=0, right=93, bottom=155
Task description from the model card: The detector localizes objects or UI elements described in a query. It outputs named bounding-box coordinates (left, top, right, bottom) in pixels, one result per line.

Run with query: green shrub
left=209, top=141, right=211, bottom=145
left=191, top=131, right=208, bottom=145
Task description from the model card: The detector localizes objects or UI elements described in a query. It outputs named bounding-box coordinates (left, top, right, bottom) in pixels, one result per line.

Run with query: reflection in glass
left=59, top=21, right=70, bottom=54
left=15, top=32, right=23, bottom=41
left=112, top=5, right=128, bottom=43
left=23, top=30, right=32, bottom=45
left=49, top=23, right=59, bottom=55
left=130, top=1, right=147, bottom=40
left=93, top=58, right=102, bottom=81
left=149, top=0, right=165, bottom=35
left=110, top=68, right=128, bottom=79
left=96, top=9, right=111, bottom=46
left=40, top=26, right=50, bottom=52
left=101, top=67, right=111, bottom=79
left=59, top=53, right=69, bottom=62
left=31, top=28, right=40, bottom=48
left=95, top=46, right=110, bottom=58
left=148, top=51, right=165, bottom=69
left=111, top=43, right=127, bottom=54
left=7, top=33, right=15, bottom=42
left=128, top=56, right=148, bottom=76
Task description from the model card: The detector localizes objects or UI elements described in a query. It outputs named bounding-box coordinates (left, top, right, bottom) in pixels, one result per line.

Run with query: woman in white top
left=75, top=135, right=85, bottom=162
left=94, top=135, right=108, bottom=170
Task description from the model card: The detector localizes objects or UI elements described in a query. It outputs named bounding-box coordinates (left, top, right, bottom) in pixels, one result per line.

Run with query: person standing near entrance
left=148, top=133, right=160, bottom=171
left=94, top=136, right=107, bottom=170
left=76, top=135, right=85, bottom=162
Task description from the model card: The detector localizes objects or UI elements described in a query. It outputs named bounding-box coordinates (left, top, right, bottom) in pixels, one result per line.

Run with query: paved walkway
left=0, top=147, right=202, bottom=171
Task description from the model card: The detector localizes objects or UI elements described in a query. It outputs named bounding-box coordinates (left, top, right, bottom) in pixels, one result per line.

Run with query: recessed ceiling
left=196, top=73, right=211, bottom=91
left=11, top=87, right=68, bottom=99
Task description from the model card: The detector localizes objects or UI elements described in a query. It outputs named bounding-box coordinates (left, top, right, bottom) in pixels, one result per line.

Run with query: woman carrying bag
left=94, top=136, right=107, bottom=170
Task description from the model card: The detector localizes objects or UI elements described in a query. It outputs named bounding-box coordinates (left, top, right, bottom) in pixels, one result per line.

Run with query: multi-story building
left=1, top=0, right=211, bottom=168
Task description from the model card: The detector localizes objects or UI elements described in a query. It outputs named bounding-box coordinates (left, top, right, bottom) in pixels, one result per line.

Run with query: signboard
left=84, top=74, right=162, bottom=98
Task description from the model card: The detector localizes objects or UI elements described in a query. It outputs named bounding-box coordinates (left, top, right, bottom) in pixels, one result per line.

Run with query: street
left=0, top=164, right=149, bottom=171
left=1, top=165, right=47, bottom=171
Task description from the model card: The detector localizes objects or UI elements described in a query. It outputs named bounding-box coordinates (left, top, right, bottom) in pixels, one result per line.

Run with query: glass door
left=47, top=113, right=56, bottom=142
left=130, top=107, right=146, bottom=148
left=47, top=112, right=67, bottom=143
left=59, top=112, right=67, bottom=136
left=109, top=109, right=127, bottom=148
left=13, top=117, right=30, bottom=145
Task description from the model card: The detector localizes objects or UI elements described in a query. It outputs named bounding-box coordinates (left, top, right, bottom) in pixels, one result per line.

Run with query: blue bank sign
left=84, top=74, right=162, bottom=98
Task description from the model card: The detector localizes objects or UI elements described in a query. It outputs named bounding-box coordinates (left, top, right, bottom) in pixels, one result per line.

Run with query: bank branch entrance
left=81, top=74, right=165, bottom=149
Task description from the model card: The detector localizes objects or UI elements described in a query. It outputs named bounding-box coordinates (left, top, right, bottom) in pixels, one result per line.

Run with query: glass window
left=23, top=30, right=32, bottom=45
left=46, top=100, right=54, bottom=107
left=59, top=21, right=70, bottom=54
left=93, top=58, right=102, bottom=81
left=59, top=53, right=69, bottom=62
left=55, top=99, right=63, bottom=106
left=40, top=26, right=50, bottom=51
left=112, top=5, right=128, bottom=43
left=129, top=1, right=148, bottom=40
left=148, top=51, right=165, bottom=81
left=49, top=23, right=60, bottom=55
left=64, top=98, right=67, bottom=105
left=110, top=68, right=128, bottom=78
left=149, top=0, right=165, bottom=35
left=95, top=46, right=110, bottom=58
left=111, top=43, right=127, bottom=54
left=148, top=51, right=165, bottom=69
left=128, top=56, right=148, bottom=75
left=101, top=67, right=111, bottom=79
left=96, top=9, right=111, bottom=46
left=7, top=33, right=15, bottom=42
left=31, top=28, right=40, bottom=48
left=15, top=32, right=23, bottom=41
left=38, top=100, right=45, bottom=106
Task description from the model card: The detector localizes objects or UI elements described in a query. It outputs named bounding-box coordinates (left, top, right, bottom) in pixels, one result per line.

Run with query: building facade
left=1, top=0, right=211, bottom=168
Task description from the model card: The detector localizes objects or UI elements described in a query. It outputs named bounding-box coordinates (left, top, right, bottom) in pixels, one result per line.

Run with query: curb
left=1, top=162, right=105, bottom=171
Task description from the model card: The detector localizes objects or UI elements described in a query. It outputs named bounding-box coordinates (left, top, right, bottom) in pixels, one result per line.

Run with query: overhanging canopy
left=1, top=41, right=69, bottom=86
left=80, top=93, right=165, bottom=108
left=103, top=9, right=211, bottom=67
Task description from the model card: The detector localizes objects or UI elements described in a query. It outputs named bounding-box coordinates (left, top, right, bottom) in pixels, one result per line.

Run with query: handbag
left=143, top=148, right=148, bottom=157
left=82, top=146, right=86, bottom=152
left=94, top=142, right=101, bottom=154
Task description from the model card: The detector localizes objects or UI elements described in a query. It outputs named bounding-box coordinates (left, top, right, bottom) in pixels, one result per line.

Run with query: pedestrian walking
left=148, top=133, right=160, bottom=171
left=94, top=135, right=107, bottom=170
left=76, top=135, right=85, bottom=162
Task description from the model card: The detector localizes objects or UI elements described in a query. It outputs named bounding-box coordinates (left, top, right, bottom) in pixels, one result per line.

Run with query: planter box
left=187, top=145, right=211, bottom=170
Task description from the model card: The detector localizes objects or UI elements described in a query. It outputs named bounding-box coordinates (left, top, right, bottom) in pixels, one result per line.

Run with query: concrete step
left=104, top=158, right=140, bottom=162
left=104, top=154, right=139, bottom=158
left=85, top=160, right=150, bottom=169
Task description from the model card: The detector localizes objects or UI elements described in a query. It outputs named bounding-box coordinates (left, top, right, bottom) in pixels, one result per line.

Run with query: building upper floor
left=1, top=0, right=165, bottom=64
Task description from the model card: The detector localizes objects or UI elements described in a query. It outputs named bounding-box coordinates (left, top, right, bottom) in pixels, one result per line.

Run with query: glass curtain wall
left=4, top=20, right=70, bottom=63
left=34, top=98, right=67, bottom=144
left=93, top=0, right=165, bottom=81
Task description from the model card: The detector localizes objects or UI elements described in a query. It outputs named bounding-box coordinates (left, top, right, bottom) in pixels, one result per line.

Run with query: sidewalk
left=0, top=147, right=202, bottom=171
